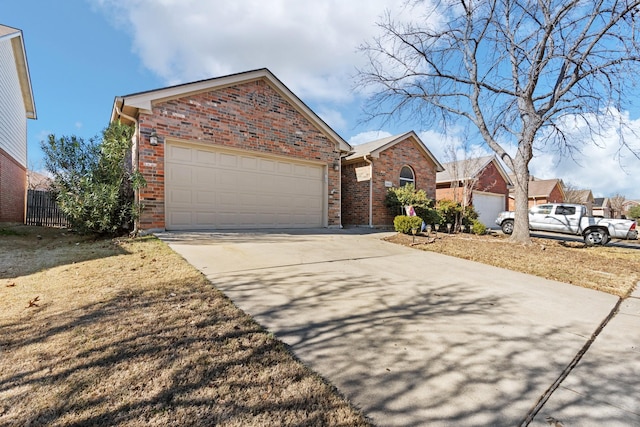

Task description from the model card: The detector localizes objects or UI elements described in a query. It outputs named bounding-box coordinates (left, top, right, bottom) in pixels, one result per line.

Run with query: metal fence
left=25, top=190, right=68, bottom=227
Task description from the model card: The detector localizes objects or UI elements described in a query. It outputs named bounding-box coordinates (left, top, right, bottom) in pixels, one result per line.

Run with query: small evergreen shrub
left=394, top=215, right=423, bottom=234
left=471, top=219, right=487, bottom=235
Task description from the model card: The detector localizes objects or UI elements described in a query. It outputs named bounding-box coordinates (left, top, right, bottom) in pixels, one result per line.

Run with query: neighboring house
left=0, top=24, right=36, bottom=222
left=111, top=68, right=350, bottom=232
left=622, top=200, right=640, bottom=219
left=592, top=197, right=612, bottom=218
left=564, top=189, right=595, bottom=215
left=341, top=131, right=444, bottom=228
left=27, top=170, right=51, bottom=190
left=436, top=155, right=512, bottom=228
left=508, top=177, right=565, bottom=210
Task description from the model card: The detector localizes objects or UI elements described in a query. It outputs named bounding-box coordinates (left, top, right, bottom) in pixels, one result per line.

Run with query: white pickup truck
left=495, top=203, right=638, bottom=245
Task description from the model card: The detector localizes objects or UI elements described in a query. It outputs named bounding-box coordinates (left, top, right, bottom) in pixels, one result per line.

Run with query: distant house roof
left=565, top=189, right=594, bottom=204
left=111, top=68, right=350, bottom=153
left=436, top=155, right=512, bottom=185
left=345, top=131, right=444, bottom=171
left=593, top=197, right=610, bottom=208
left=527, top=179, right=563, bottom=198
left=0, top=24, right=36, bottom=119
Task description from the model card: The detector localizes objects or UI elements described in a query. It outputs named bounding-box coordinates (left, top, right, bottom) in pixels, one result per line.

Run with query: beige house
left=508, top=178, right=565, bottom=210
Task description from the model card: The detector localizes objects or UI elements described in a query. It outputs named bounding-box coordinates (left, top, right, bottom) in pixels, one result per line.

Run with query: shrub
left=628, top=205, right=640, bottom=220
left=394, top=215, right=424, bottom=234
left=471, top=219, right=487, bottom=235
left=435, top=199, right=478, bottom=230
left=42, top=121, right=146, bottom=235
left=386, top=184, right=439, bottom=225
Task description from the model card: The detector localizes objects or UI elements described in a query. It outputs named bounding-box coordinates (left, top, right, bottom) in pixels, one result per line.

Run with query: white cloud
left=315, top=106, right=348, bottom=133
left=348, top=130, right=392, bottom=145
left=93, top=0, right=408, bottom=103
left=530, top=110, right=640, bottom=199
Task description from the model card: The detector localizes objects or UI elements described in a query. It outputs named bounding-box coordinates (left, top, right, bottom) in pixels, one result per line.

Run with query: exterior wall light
left=333, top=162, right=340, bottom=171
left=149, top=129, right=159, bottom=146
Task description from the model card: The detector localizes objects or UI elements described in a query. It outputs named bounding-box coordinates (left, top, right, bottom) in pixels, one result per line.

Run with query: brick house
left=592, top=197, right=612, bottom=218
left=564, top=188, right=595, bottom=215
left=508, top=178, right=565, bottom=210
left=0, top=25, right=36, bottom=223
left=111, top=68, right=350, bottom=232
left=341, top=132, right=444, bottom=227
left=436, top=156, right=512, bottom=227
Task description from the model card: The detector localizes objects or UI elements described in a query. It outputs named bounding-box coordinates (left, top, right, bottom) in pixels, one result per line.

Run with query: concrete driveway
left=159, top=229, right=640, bottom=426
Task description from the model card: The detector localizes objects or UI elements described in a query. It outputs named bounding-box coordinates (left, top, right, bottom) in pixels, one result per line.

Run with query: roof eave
left=2, top=28, right=36, bottom=119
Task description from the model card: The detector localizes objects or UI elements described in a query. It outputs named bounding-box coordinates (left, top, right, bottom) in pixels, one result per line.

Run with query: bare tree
left=562, top=182, right=584, bottom=204
left=358, top=0, right=640, bottom=243
left=610, top=193, right=627, bottom=218
left=442, top=145, right=494, bottom=230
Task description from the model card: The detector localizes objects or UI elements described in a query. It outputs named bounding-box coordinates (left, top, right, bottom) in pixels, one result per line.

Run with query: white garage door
left=165, top=143, right=325, bottom=230
left=472, top=192, right=505, bottom=229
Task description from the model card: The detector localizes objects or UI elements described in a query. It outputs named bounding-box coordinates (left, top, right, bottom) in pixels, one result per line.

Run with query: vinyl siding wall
left=0, top=37, right=27, bottom=167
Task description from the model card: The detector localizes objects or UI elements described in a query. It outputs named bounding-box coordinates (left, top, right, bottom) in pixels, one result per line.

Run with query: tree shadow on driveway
left=206, top=261, right=622, bottom=426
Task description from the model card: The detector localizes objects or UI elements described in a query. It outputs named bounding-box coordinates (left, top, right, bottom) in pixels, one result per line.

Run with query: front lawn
left=0, top=225, right=371, bottom=427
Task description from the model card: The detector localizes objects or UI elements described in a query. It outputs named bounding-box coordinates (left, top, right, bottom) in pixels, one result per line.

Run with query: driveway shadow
left=206, top=261, right=611, bottom=426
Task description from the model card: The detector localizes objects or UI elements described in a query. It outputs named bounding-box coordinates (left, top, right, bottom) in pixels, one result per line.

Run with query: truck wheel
left=501, top=220, right=514, bottom=235
left=584, top=229, right=609, bottom=246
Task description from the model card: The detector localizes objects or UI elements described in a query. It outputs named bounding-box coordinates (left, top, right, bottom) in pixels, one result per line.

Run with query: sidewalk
left=530, top=286, right=640, bottom=426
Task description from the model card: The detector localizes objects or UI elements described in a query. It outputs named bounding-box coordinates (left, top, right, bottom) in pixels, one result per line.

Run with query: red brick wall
left=341, top=161, right=370, bottom=225
left=508, top=183, right=565, bottom=210
left=0, top=147, right=26, bottom=222
left=136, top=79, right=342, bottom=230
left=547, top=184, right=564, bottom=204
left=342, top=137, right=438, bottom=227
left=437, top=161, right=510, bottom=210
left=475, top=161, right=509, bottom=210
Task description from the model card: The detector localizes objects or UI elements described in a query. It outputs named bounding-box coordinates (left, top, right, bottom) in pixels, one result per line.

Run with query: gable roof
left=0, top=24, right=36, bottom=119
left=527, top=178, right=563, bottom=198
left=345, top=131, right=444, bottom=171
left=565, top=188, right=594, bottom=203
left=111, top=68, right=350, bottom=152
left=436, top=155, right=512, bottom=185
left=593, top=197, right=610, bottom=208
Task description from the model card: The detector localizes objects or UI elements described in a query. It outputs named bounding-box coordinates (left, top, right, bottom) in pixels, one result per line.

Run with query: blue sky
left=4, top=0, right=640, bottom=199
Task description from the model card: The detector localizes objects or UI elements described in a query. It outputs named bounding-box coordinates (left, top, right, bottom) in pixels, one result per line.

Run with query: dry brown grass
left=385, top=231, right=640, bottom=297
left=0, top=225, right=371, bottom=427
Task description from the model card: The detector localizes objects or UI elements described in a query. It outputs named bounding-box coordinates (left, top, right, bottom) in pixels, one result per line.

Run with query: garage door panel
left=168, top=211, right=193, bottom=227
left=167, top=165, right=193, bottom=187
left=195, top=150, right=217, bottom=166
left=473, top=192, right=505, bottom=228
left=168, top=145, right=193, bottom=163
left=166, top=143, right=325, bottom=230
left=168, top=189, right=192, bottom=205
left=260, top=159, right=276, bottom=172
left=241, top=156, right=258, bottom=170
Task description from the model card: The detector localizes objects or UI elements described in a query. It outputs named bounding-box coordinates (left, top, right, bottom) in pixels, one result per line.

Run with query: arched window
left=399, top=166, right=415, bottom=187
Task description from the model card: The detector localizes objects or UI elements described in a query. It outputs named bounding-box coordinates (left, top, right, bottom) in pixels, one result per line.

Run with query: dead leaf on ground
left=27, top=296, right=40, bottom=308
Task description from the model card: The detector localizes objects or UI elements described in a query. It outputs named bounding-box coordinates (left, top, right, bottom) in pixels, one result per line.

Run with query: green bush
left=394, top=215, right=424, bottom=234
left=385, top=184, right=440, bottom=225
left=42, top=121, right=146, bottom=235
left=471, top=219, right=487, bottom=235
left=628, top=205, right=640, bottom=220
left=435, top=199, right=478, bottom=230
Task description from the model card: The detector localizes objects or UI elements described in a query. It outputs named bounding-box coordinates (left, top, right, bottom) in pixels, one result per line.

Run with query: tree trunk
left=510, top=147, right=532, bottom=244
